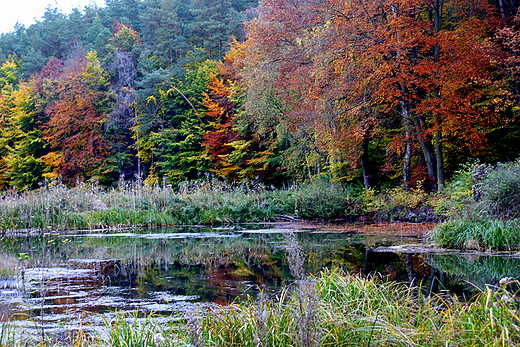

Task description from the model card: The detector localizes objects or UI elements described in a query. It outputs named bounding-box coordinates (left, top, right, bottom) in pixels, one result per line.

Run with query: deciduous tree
left=42, top=52, right=113, bottom=183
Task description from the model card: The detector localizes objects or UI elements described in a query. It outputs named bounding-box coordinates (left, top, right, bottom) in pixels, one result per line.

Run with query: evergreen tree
left=103, top=0, right=144, bottom=31
left=140, top=0, right=187, bottom=67
left=189, top=0, right=243, bottom=59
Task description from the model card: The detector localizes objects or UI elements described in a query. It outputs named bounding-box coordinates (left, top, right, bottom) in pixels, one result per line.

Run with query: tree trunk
left=432, top=0, right=444, bottom=191
left=360, top=135, right=371, bottom=190
left=435, top=123, right=444, bottom=190
left=403, top=101, right=437, bottom=187
left=412, top=115, right=437, bottom=186
left=498, top=0, right=506, bottom=20
left=400, top=101, right=412, bottom=190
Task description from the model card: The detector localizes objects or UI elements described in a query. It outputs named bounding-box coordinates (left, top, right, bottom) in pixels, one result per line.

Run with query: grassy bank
left=0, top=178, right=440, bottom=232
left=6, top=269, right=520, bottom=346
left=428, top=218, right=520, bottom=251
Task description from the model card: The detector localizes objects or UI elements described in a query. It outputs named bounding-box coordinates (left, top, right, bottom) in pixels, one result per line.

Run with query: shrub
left=430, top=160, right=478, bottom=218
left=362, top=185, right=434, bottom=222
left=476, top=160, right=520, bottom=219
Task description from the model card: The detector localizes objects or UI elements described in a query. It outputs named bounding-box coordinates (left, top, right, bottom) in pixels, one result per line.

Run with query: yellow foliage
left=41, top=151, right=64, bottom=179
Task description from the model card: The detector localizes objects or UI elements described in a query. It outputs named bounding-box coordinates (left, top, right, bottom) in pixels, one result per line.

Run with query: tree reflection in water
left=0, top=223, right=517, bottom=330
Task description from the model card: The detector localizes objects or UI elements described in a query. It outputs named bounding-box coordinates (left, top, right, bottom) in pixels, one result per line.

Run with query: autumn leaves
left=0, top=0, right=519, bottom=190
left=241, top=0, right=517, bottom=190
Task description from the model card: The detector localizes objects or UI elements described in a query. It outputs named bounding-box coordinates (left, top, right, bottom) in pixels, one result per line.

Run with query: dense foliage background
left=0, top=0, right=519, bottom=191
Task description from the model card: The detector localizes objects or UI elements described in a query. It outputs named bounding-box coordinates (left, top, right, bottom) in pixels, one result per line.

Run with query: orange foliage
left=42, top=55, right=112, bottom=183
left=243, top=0, right=509, bottom=186
left=202, top=73, right=242, bottom=179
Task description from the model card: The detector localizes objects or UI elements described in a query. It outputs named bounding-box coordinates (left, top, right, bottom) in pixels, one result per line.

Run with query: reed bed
left=0, top=179, right=359, bottom=232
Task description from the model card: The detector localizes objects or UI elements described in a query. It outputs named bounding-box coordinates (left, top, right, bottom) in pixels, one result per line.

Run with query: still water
left=1, top=222, right=520, bottom=336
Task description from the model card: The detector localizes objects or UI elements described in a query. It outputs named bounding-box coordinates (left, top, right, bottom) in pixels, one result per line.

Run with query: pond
left=1, top=222, right=520, bottom=339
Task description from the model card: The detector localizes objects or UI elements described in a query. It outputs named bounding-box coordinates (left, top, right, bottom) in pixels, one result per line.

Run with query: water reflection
left=0, top=223, right=519, bottom=332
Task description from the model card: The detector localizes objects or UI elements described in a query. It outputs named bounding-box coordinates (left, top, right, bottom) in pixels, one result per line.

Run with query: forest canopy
left=0, top=0, right=519, bottom=191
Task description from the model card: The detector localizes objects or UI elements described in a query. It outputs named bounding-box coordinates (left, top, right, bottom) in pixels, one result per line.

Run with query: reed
left=191, top=269, right=520, bottom=346
left=0, top=178, right=358, bottom=232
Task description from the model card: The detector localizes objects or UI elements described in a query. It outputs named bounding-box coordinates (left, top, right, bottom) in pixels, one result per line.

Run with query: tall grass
left=179, top=269, right=520, bottom=346
left=428, top=218, right=520, bottom=250
left=202, top=269, right=520, bottom=346
left=0, top=178, right=360, bottom=232
left=3, top=269, right=520, bottom=346
left=102, top=311, right=190, bottom=347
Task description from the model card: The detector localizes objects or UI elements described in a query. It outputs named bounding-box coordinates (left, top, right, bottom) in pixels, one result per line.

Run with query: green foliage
left=476, top=160, right=520, bottom=219
left=292, top=178, right=361, bottom=219
left=139, top=0, right=186, bottom=68
left=0, top=74, right=50, bottom=189
left=429, top=160, right=479, bottom=217
left=134, top=60, right=218, bottom=183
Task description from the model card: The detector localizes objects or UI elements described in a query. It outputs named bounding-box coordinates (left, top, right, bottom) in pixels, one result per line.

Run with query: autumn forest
left=1, top=0, right=519, bottom=191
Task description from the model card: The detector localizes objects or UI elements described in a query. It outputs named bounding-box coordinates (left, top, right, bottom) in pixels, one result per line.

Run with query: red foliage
left=42, top=56, right=112, bottom=183
left=202, top=73, right=242, bottom=179
left=243, top=0, right=509, bottom=186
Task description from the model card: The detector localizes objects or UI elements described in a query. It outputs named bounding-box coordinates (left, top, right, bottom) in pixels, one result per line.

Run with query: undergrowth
left=430, top=159, right=520, bottom=250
